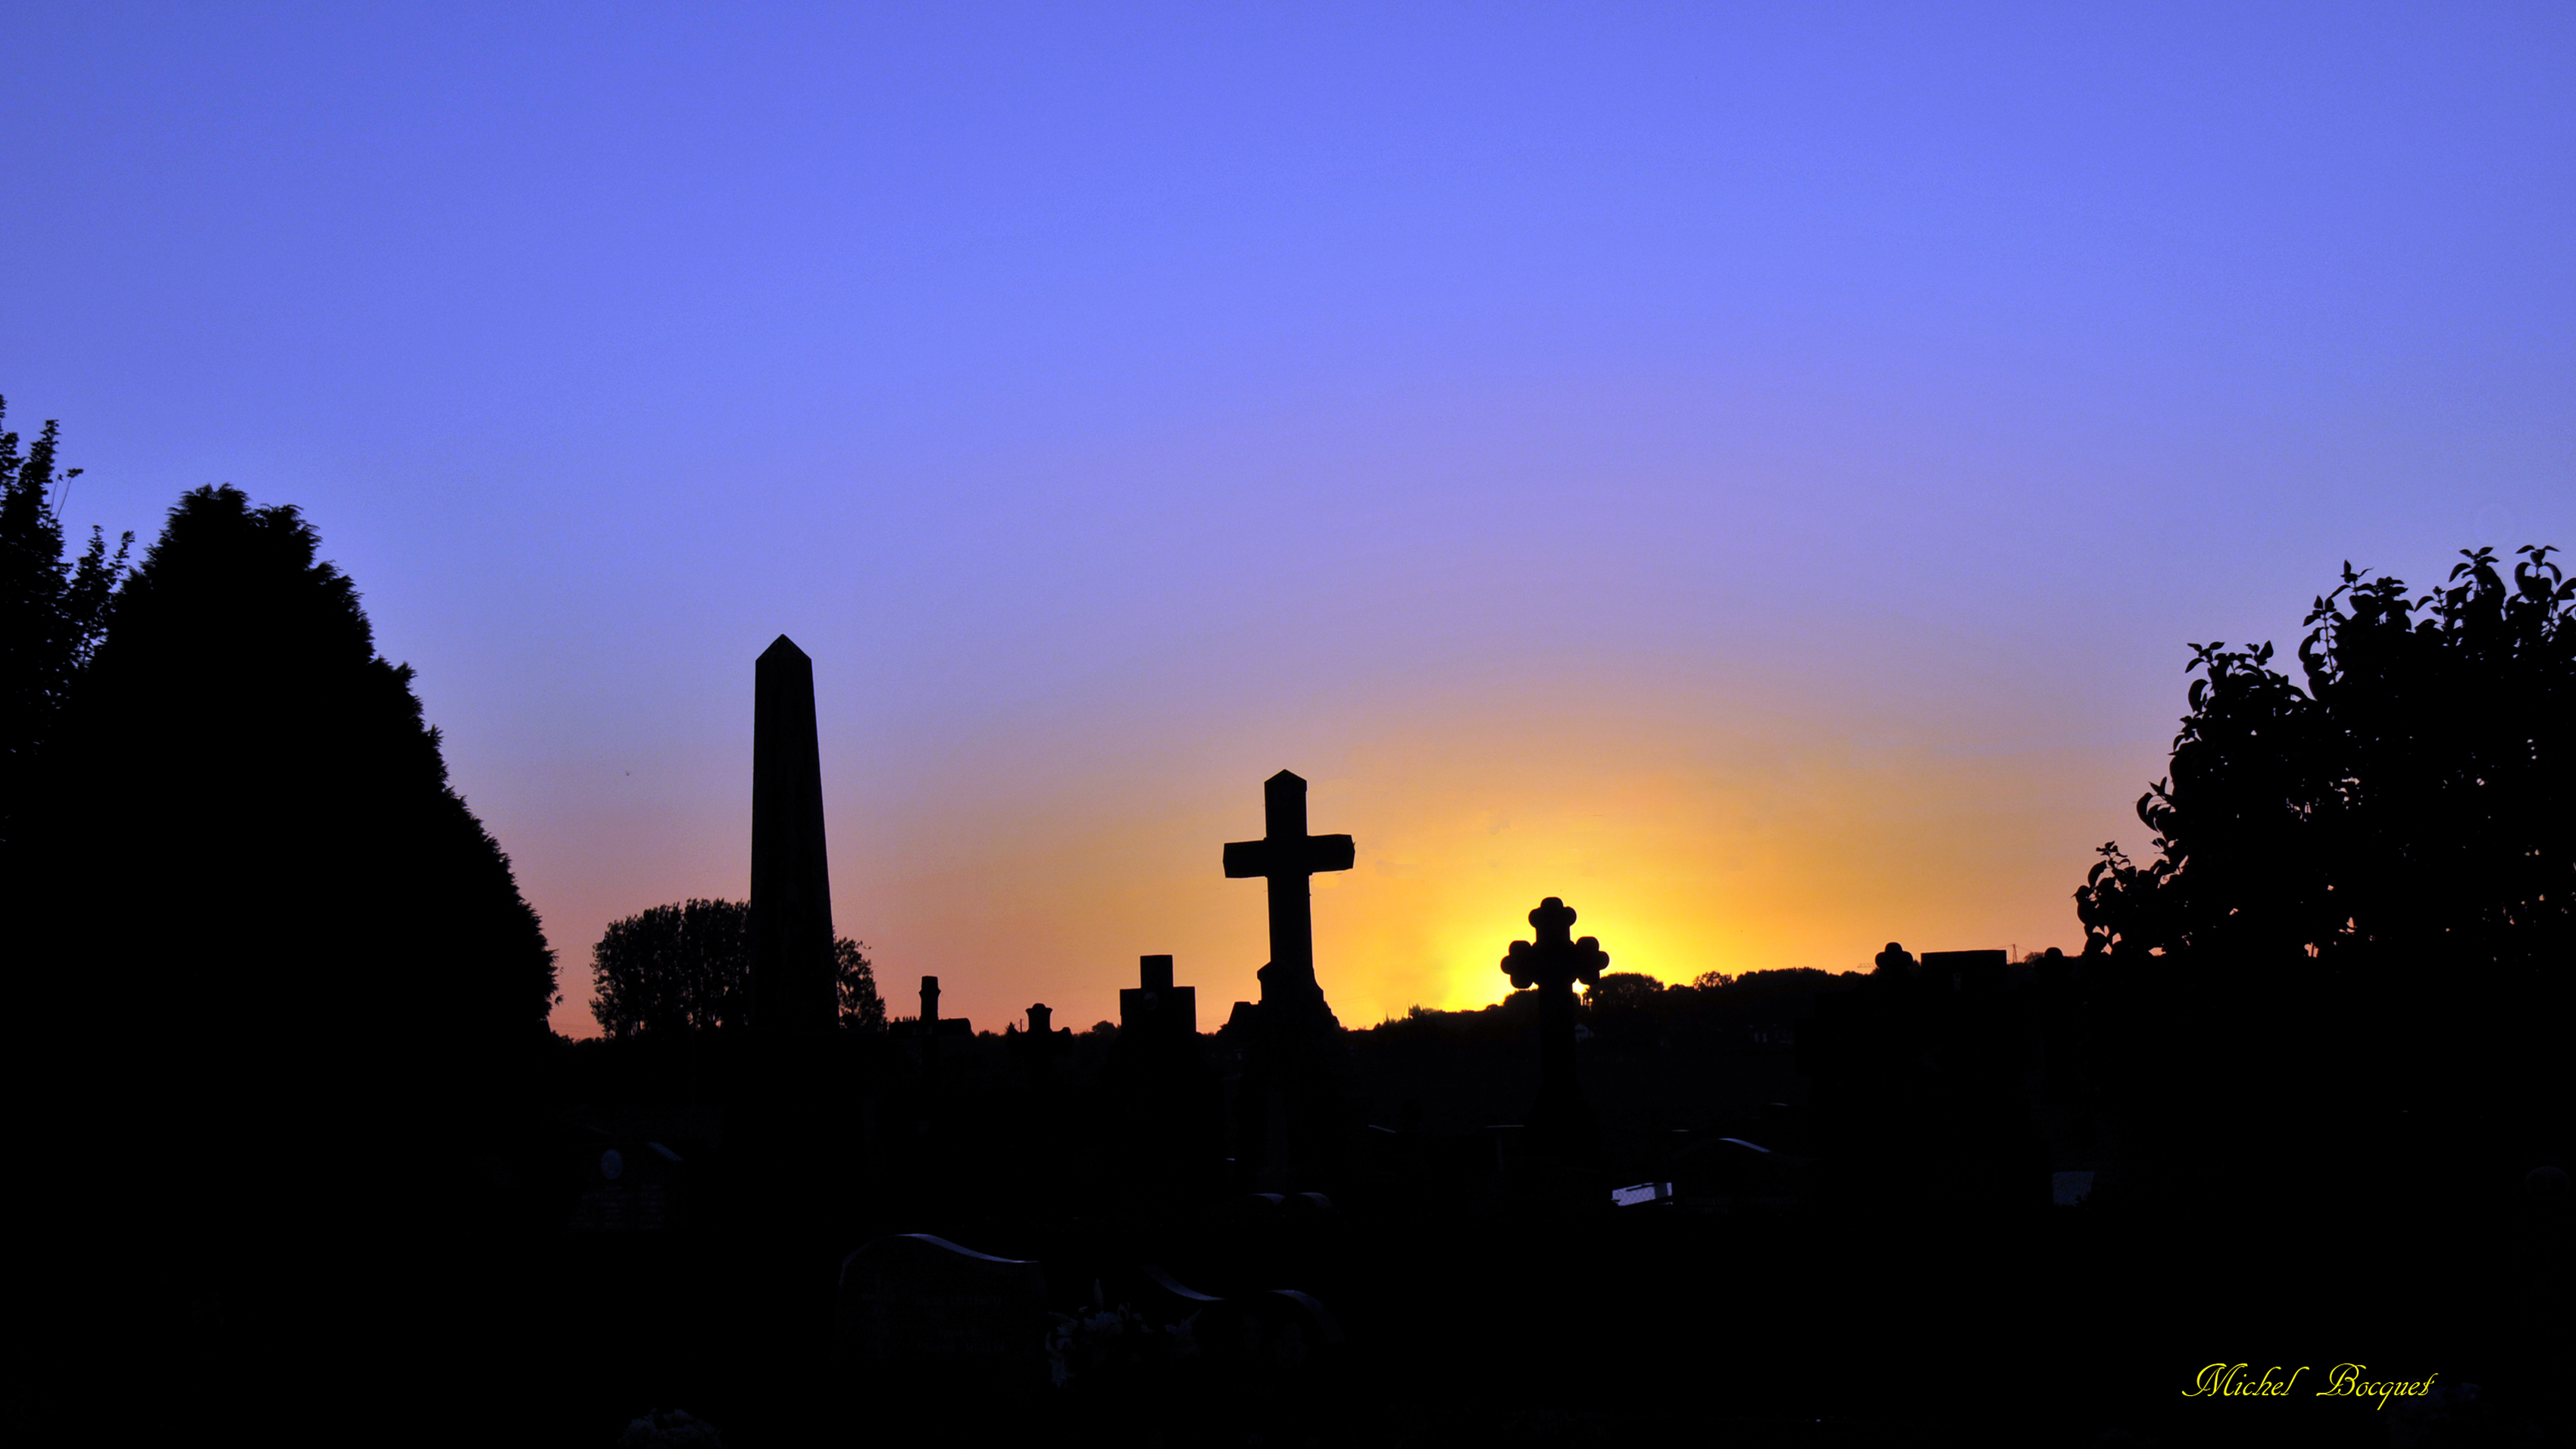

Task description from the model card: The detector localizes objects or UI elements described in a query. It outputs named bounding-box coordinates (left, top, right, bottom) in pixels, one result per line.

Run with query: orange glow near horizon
left=561, top=673, right=2161, bottom=1041
left=1293, top=707, right=2132, bottom=1026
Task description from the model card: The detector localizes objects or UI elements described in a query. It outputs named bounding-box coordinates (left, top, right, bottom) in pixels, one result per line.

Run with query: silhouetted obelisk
left=749, top=635, right=836, bottom=1033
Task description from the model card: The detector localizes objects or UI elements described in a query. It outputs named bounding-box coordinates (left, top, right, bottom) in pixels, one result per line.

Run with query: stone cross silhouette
left=1502, top=897, right=1609, bottom=1147
left=1222, top=770, right=1354, bottom=1001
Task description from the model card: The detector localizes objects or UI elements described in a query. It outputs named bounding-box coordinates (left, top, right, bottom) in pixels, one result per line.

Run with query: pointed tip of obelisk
left=760, top=633, right=809, bottom=664
left=1265, top=768, right=1305, bottom=787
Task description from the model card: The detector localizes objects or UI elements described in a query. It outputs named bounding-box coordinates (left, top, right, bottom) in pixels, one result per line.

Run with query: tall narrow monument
left=749, top=635, right=836, bottom=1033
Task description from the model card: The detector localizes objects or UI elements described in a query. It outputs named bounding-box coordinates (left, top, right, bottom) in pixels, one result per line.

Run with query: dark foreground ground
left=26, top=1008, right=2568, bottom=1447
left=181, top=1182, right=2565, bottom=1447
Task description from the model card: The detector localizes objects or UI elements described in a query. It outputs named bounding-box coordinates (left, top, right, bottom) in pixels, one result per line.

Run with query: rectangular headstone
left=567, top=1141, right=689, bottom=1232
left=838, top=1235, right=1047, bottom=1380
left=1119, top=954, right=1196, bottom=1038
left=1920, top=949, right=2008, bottom=995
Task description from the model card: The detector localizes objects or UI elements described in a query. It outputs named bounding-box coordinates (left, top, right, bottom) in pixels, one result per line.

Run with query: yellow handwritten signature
left=2184, top=1363, right=2438, bottom=1409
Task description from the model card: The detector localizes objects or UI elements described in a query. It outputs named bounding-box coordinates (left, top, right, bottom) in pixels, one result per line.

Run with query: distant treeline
left=1377, top=967, right=1852, bottom=1043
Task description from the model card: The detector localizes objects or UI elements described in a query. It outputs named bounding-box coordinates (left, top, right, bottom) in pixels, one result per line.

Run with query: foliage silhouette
left=0, top=398, right=129, bottom=850
left=15, top=482, right=566, bottom=1426
left=1378, top=967, right=1840, bottom=1044
left=590, top=896, right=880, bottom=1035
left=36, top=483, right=558, bottom=1191
left=2077, top=544, right=2574, bottom=979
left=593, top=898, right=751, bottom=1035
left=2070, top=545, right=2574, bottom=1216
left=836, top=935, right=886, bottom=1032
left=1580, top=970, right=1665, bottom=1013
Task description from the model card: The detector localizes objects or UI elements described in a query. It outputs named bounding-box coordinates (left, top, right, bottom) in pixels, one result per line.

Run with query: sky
left=6, top=3, right=2570, bottom=1037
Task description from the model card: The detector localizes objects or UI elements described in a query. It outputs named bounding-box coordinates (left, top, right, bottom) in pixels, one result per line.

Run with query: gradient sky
left=8, top=4, right=2571, bottom=1036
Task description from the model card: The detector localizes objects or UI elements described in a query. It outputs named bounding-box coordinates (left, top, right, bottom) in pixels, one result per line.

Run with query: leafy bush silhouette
left=2071, top=545, right=2573, bottom=1213
left=2078, top=544, right=2574, bottom=981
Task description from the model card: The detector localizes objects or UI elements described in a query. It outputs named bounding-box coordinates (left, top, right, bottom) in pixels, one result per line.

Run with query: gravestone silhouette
left=749, top=635, right=836, bottom=1033
left=1119, top=954, right=1196, bottom=1038
left=1501, top=896, right=1609, bottom=1163
left=1803, top=941, right=2046, bottom=1213
left=905, top=973, right=972, bottom=1107
left=1103, top=955, right=1224, bottom=1198
left=1805, top=941, right=1932, bottom=1206
left=1222, top=770, right=1356, bottom=1191
left=1915, top=948, right=2043, bottom=1213
left=837, top=1234, right=1049, bottom=1392
left=1873, top=941, right=1916, bottom=988
left=1006, top=1003, right=1074, bottom=1087
left=904, top=973, right=974, bottom=1038
left=1224, top=770, right=1354, bottom=1029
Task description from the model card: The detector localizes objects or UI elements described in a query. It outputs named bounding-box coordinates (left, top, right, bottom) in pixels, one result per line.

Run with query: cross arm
left=1305, top=834, right=1355, bottom=873
left=1224, top=834, right=1356, bottom=878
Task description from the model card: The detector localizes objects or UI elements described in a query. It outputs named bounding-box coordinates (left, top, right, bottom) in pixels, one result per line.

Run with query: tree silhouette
left=590, top=896, right=880, bottom=1035
left=592, top=898, right=751, bottom=1036
left=0, top=399, right=129, bottom=851
left=836, top=934, right=886, bottom=1032
left=2077, top=545, right=2574, bottom=979
left=17, top=482, right=565, bottom=1422
left=33, top=484, right=559, bottom=1213
left=1583, top=971, right=1667, bottom=1013
left=2072, top=545, right=2574, bottom=1213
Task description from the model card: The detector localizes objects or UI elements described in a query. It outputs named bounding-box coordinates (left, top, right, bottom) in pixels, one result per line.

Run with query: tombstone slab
left=837, top=1234, right=1049, bottom=1380
left=1103, top=955, right=1224, bottom=1198
left=1118, top=954, right=1197, bottom=1038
